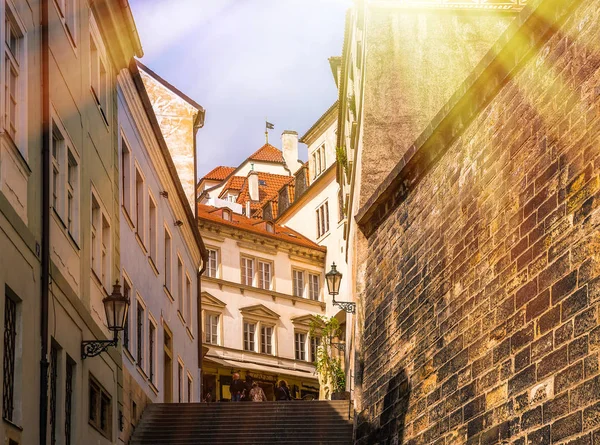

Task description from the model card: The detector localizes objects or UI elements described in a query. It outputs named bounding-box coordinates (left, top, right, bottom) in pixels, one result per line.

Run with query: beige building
left=117, top=62, right=206, bottom=441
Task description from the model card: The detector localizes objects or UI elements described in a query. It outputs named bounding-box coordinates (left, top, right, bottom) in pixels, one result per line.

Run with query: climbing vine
left=309, top=315, right=346, bottom=395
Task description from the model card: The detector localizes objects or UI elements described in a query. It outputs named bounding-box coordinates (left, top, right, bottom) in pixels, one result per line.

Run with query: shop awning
left=204, top=355, right=318, bottom=381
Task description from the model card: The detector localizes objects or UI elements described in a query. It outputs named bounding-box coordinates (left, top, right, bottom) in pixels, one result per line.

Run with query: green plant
left=309, top=316, right=346, bottom=395
left=336, top=146, right=348, bottom=174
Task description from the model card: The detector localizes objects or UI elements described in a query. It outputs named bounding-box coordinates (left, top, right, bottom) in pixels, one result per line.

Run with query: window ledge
left=88, top=420, right=111, bottom=441
left=67, top=231, right=81, bottom=252
left=122, top=206, right=135, bottom=231
left=148, top=257, right=159, bottom=277
left=3, top=417, right=23, bottom=432
left=177, top=310, right=186, bottom=327
left=163, top=285, right=174, bottom=302
left=149, top=381, right=159, bottom=396
left=52, top=207, right=67, bottom=229
left=2, top=132, right=31, bottom=176
left=136, top=364, right=148, bottom=381
left=91, top=269, right=109, bottom=296
left=186, top=326, right=194, bottom=341
left=135, top=233, right=147, bottom=254
left=124, top=347, right=135, bottom=365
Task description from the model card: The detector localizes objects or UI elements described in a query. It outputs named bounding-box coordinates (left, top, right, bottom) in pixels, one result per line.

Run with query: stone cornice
left=356, top=0, right=579, bottom=238
left=202, top=277, right=326, bottom=311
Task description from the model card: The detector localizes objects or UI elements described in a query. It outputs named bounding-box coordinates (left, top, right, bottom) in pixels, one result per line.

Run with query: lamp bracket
left=333, top=300, right=356, bottom=314
left=81, top=332, right=119, bottom=359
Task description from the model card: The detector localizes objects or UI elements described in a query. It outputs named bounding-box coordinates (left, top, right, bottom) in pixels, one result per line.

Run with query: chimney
left=281, top=130, right=301, bottom=173
left=248, top=170, right=259, bottom=201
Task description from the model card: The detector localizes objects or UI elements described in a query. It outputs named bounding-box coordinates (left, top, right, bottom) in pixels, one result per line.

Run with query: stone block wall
left=356, top=1, right=600, bottom=444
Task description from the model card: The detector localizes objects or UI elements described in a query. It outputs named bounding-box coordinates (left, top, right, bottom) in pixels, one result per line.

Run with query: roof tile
left=248, top=144, right=285, bottom=163
left=203, top=166, right=236, bottom=181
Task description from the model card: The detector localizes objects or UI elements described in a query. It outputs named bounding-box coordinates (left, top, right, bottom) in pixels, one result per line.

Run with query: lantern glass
left=102, top=281, right=129, bottom=332
left=325, top=263, right=342, bottom=296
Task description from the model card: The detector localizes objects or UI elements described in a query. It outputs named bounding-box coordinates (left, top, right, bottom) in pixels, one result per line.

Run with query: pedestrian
left=275, top=380, right=292, bottom=401
left=241, top=375, right=253, bottom=401
left=230, top=373, right=245, bottom=402
left=249, top=382, right=268, bottom=402
left=203, top=387, right=213, bottom=403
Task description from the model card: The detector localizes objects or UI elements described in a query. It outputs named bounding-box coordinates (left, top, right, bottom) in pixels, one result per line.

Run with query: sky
left=129, top=0, right=349, bottom=179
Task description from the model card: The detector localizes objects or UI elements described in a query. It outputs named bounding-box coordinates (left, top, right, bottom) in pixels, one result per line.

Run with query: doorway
left=203, top=374, right=217, bottom=402
left=163, top=323, right=173, bottom=403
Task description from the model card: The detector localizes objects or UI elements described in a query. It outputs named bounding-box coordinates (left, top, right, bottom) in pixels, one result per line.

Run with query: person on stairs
left=276, top=380, right=292, bottom=401
left=249, top=382, right=268, bottom=402
left=241, top=375, right=253, bottom=402
left=230, top=373, right=245, bottom=402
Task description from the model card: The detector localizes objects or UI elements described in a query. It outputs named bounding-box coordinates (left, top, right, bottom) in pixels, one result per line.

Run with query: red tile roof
left=232, top=173, right=294, bottom=217
left=248, top=144, right=285, bottom=163
left=222, top=176, right=246, bottom=191
left=203, top=166, right=236, bottom=181
left=197, top=204, right=326, bottom=251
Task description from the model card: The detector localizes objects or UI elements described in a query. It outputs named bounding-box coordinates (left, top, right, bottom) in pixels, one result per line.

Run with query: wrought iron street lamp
left=81, top=280, right=130, bottom=359
left=325, top=263, right=356, bottom=314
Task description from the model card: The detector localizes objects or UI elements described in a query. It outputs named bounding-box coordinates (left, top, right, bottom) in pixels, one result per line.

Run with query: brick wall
left=356, top=1, right=600, bottom=444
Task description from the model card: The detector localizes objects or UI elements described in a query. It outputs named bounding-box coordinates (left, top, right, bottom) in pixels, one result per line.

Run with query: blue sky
left=129, top=0, right=348, bottom=178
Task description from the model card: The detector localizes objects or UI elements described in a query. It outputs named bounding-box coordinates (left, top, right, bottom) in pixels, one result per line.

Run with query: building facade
left=117, top=62, right=206, bottom=441
left=341, top=0, right=600, bottom=444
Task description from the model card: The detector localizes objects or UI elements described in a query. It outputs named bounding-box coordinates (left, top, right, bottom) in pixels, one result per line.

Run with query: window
left=186, top=275, right=192, bottom=328
left=50, top=343, right=59, bottom=445
left=51, top=126, right=63, bottom=213
left=258, top=261, right=272, bottom=290
left=2, top=289, right=17, bottom=421
left=178, top=362, right=183, bottom=403
left=123, top=279, right=131, bottom=351
left=338, top=189, right=345, bottom=222
left=241, top=257, right=254, bottom=286
left=187, top=375, right=193, bottom=403
left=177, top=257, right=184, bottom=317
left=207, top=249, right=218, bottom=278
left=293, top=270, right=304, bottom=298
left=316, top=201, right=330, bottom=238
left=89, top=375, right=111, bottom=439
left=136, top=302, right=144, bottom=367
left=164, top=228, right=172, bottom=290
left=135, top=169, right=144, bottom=242
left=101, top=215, right=110, bottom=289
left=121, top=137, right=131, bottom=214
left=148, top=194, right=157, bottom=263
left=310, top=336, right=321, bottom=362
left=65, top=356, right=74, bottom=445
left=90, top=21, right=108, bottom=121
left=243, top=322, right=256, bottom=352
left=4, top=6, right=23, bottom=150
left=67, top=151, right=78, bottom=236
left=55, top=0, right=76, bottom=45
left=260, top=325, right=273, bottom=355
left=222, top=209, right=231, bottom=221
left=312, top=145, right=327, bottom=179
left=148, top=321, right=156, bottom=384
left=308, top=273, right=320, bottom=301
left=205, top=313, right=219, bottom=345
left=91, top=194, right=101, bottom=278
left=295, top=332, right=306, bottom=361
left=266, top=222, right=274, bottom=234
left=227, top=194, right=236, bottom=203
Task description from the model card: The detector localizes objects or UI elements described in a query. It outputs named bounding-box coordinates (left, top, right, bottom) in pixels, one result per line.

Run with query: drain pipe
left=193, top=111, right=206, bottom=401
left=39, top=0, right=50, bottom=442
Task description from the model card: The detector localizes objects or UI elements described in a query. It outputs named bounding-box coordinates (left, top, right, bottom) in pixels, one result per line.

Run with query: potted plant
left=309, top=315, right=349, bottom=400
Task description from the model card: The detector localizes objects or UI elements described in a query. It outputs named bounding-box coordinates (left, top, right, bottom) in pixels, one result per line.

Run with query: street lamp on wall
left=325, top=263, right=356, bottom=314
left=81, top=280, right=130, bottom=359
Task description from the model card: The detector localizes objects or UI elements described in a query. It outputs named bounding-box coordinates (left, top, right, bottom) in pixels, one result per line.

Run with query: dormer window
left=259, top=180, right=267, bottom=186
left=222, top=209, right=231, bottom=221
left=266, top=222, right=274, bottom=233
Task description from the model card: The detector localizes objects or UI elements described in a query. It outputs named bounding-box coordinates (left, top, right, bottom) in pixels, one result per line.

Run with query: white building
left=117, top=62, right=206, bottom=441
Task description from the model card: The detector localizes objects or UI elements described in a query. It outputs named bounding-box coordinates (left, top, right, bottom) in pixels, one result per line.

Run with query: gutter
left=40, top=0, right=50, bottom=442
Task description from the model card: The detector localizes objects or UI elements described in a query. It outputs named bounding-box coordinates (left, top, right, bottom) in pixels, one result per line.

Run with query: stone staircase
left=129, top=400, right=354, bottom=445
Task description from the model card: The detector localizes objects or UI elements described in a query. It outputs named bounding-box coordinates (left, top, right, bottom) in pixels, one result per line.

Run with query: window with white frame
left=66, top=151, right=78, bottom=237
left=135, top=168, right=144, bottom=242
left=148, top=319, right=156, bottom=384
left=204, top=313, right=219, bottom=345
left=308, top=273, right=320, bottom=301
left=164, top=228, right=172, bottom=291
left=295, top=332, right=306, bottom=361
left=241, top=257, right=254, bottom=286
left=260, top=325, right=273, bottom=355
left=177, top=361, right=184, bottom=403
left=292, top=270, right=304, bottom=298
left=51, top=126, right=63, bottom=214
left=89, top=17, right=108, bottom=121
left=207, top=249, right=218, bottom=278
left=136, top=299, right=144, bottom=367
left=122, top=278, right=131, bottom=352
left=243, top=321, right=256, bottom=351
left=187, top=374, right=193, bottom=403
left=121, top=137, right=131, bottom=214
left=310, top=336, right=321, bottom=362
left=148, top=193, right=157, bottom=263
left=312, top=145, right=327, bottom=179
left=316, top=201, right=329, bottom=238
left=4, top=4, right=25, bottom=155
left=258, top=261, right=272, bottom=290
left=177, top=256, right=184, bottom=318
left=91, top=191, right=111, bottom=290
left=101, top=215, right=110, bottom=289
left=91, top=195, right=101, bottom=277
left=186, top=275, right=192, bottom=328
left=54, top=0, right=77, bottom=45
